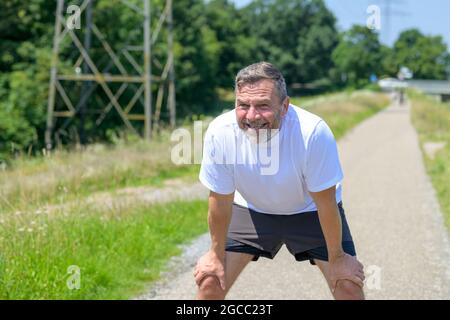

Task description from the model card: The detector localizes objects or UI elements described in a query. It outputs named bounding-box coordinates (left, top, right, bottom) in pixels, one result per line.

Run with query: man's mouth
left=244, top=122, right=269, bottom=130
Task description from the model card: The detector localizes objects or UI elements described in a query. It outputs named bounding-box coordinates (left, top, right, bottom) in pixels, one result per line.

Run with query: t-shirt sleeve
left=304, top=120, right=344, bottom=193
left=199, top=127, right=235, bottom=195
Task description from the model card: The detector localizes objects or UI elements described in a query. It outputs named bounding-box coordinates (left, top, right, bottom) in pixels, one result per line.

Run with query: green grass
left=0, top=200, right=208, bottom=299
left=410, top=91, right=450, bottom=228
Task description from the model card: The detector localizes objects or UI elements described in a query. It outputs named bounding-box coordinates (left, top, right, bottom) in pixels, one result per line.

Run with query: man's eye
left=239, top=104, right=249, bottom=109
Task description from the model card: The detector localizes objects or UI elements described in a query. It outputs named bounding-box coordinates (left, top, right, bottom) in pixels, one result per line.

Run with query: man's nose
left=246, top=106, right=261, bottom=121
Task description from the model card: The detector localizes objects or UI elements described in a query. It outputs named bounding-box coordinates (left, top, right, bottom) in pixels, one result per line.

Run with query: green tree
left=171, top=0, right=221, bottom=116
left=332, top=25, right=382, bottom=87
left=241, top=0, right=338, bottom=85
left=0, top=0, right=55, bottom=160
left=0, top=0, right=55, bottom=72
left=385, top=29, right=449, bottom=79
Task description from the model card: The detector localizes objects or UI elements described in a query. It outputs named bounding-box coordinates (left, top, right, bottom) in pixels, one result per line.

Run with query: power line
left=378, top=0, right=409, bottom=44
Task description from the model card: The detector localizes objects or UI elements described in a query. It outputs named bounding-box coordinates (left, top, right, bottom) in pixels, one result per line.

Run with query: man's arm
left=309, top=186, right=344, bottom=260
left=208, top=191, right=234, bottom=256
left=309, top=186, right=365, bottom=290
left=194, top=191, right=234, bottom=290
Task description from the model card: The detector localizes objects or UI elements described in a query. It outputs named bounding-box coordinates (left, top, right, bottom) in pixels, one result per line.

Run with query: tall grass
left=0, top=134, right=200, bottom=215
left=290, top=90, right=390, bottom=139
left=410, top=91, right=450, bottom=227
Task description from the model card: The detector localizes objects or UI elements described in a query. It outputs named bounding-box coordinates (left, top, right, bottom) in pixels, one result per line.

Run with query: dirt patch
left=423, top=141, right=446, bottom=160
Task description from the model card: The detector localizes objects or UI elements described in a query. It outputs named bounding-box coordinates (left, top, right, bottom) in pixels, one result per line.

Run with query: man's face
left=235, top=79, right=289, bottom=142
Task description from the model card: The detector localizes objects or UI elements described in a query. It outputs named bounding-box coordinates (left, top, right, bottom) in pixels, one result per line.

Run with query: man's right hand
left=193, top=250, right=226, bottom=290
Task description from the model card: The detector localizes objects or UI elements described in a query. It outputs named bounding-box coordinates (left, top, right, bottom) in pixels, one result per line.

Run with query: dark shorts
left=225, top=201, right=356, bottom=265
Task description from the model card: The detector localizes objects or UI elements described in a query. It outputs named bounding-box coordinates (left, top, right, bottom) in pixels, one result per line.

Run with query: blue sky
left=231, top=0, right=450, bottom=47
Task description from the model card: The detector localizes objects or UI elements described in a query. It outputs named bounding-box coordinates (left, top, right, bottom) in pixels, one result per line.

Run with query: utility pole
left=78, top=0, right=93, bottom=145
left=167, top=0, right=176, bottom=128
left=45, top=0, right=64, bottom=150
left=143, top=0, right=152, bottom=140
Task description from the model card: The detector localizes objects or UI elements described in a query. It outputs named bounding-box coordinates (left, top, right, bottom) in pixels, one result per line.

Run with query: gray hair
left=235, top=62, right=288, bottom=102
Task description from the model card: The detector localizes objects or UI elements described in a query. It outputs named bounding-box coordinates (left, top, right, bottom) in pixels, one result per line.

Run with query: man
left=194, top=62, right=365, bottom=300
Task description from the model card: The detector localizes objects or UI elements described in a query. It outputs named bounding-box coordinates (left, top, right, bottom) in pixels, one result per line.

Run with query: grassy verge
left=290, top=90, right=390, bottom=139
left=0, top=136, right=200, bottom=214
left=410, top=91, right=450, bottom=228
left=0, top=200, right=208, bottom=299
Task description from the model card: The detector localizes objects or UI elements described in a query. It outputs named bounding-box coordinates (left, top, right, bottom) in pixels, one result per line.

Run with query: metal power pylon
left=45, top=0, right=175, bottom=150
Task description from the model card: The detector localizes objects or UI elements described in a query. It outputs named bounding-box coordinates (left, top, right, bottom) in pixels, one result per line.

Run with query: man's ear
left=282, top=97, right=290, bottom=116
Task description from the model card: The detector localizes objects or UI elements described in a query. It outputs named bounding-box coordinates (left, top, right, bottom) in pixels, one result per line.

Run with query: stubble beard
left=242, top=109, right=283, bottom=145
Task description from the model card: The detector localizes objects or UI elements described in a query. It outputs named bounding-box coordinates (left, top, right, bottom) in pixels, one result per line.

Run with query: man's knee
left=197, top=276, right=226, bottom=300
left=335, top=280, right=365, bottom=300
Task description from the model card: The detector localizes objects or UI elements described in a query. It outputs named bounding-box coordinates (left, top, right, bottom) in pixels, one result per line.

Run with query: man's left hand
left=329, top=253, right=365, bottom=292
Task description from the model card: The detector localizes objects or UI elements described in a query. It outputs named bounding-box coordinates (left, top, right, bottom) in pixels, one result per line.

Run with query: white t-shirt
left=199, top=104, right=343, bottom=215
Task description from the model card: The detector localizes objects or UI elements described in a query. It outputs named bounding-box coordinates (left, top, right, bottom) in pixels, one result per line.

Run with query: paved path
left=137, top=102, right=450, bottom=300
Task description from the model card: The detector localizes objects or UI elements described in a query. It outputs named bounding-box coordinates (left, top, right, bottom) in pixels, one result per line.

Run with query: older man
left=194, top=62, right=365, bottom=300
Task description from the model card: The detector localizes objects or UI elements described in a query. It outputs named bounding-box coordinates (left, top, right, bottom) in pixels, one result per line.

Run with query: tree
left=385, top=29, right=449, bottom=80
left=203, top=0, right=254, bottom=88
left=241, top=0, right=338, bottom=85
left=295, top=3, right=339, bottom=83
left=0, top=0, right=55, bottom=160
left=171, top=0, right=222, bottom=117
left=0, top=0, right=55, bottom=72
left=332, top=25, right=382, bottom=87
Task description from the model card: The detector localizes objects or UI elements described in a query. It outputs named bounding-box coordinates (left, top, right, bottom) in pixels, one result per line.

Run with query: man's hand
left=194, top=191, right=233, bottom=294
left=329, top=253, right=365, bottom=292
left=194, top=250, right=226, bottom=290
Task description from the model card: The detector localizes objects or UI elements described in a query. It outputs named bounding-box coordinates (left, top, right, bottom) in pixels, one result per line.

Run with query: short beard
left=242, top=108, right=283, bottom=144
